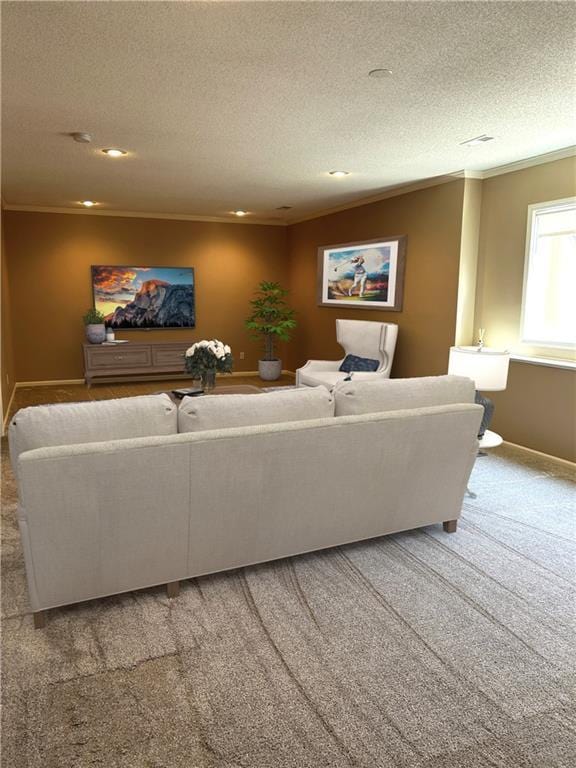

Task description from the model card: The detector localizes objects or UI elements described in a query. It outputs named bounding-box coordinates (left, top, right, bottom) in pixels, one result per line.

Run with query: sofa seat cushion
left=9, top=394, right=177, bottom=477
left=334, top=375, right=475, bottom=416
left=178, top=386, right=334, bottom=432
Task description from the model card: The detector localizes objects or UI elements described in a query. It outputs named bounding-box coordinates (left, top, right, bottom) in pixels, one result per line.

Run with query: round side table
left=479, top=429, right=503, bottom=450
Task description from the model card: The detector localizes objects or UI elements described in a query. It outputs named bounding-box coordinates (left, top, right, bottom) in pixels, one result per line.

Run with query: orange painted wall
left=2, top=181, right=466, bottom=387
left=3, top=212, right=288, bottom=381
left=1, top=209, right=16, bottom=414
left=287, top=180, right=466, bottom=377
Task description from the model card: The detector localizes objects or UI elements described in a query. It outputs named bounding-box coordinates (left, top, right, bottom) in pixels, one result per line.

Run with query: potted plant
left=246, top=281, right=296, bottom=381
left=83, top=308, right=107, bottom=344
left=184, top=339, right=233, bottom=390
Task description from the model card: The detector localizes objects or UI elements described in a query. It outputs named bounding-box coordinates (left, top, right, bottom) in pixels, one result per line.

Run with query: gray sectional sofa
left=9, top=377, right=482, bottom=627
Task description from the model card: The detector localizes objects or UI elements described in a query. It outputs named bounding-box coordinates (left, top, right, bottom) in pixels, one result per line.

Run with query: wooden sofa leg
left=166, top=581, right=180, bottom=599
left=443, top=520, right=458, bottom=533
left=33, top=611, right=47, bottom=629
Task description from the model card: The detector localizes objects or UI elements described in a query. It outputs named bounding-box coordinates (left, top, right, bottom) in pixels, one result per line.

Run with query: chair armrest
left=298, top=360, right=343, bottom=372
left=296, top=359, right=343, bottom=386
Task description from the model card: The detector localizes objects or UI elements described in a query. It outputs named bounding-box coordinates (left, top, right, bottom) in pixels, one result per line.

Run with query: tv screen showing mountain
left=92, top=266, right=195, bottom=329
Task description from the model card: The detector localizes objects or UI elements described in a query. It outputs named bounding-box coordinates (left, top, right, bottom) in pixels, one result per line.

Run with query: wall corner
left=454, top=178, right=483, bottom=346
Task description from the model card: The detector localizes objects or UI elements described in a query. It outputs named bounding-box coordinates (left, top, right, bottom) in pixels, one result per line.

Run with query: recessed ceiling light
left=368, top=68, right=393, bottom=78
left=233, top=210, right=248, bottom=217
left=329, top=170, right=350, bottom=177
left=80, top=200, right=97, bottom=207
left=101, top=148, right=127, bottom=157
left=460, top=134, right=494, bottom=147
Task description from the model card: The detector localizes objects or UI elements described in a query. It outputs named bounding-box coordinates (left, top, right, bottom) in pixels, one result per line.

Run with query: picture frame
left=317, top=236, right=407, bottom=311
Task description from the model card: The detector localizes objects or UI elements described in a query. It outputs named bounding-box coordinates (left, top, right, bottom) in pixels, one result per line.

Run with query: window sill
left=510, top=354, right=576, bottom=371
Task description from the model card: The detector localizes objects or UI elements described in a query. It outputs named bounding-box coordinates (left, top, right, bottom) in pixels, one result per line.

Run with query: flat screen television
left=92, top=265, right=195, bottom=329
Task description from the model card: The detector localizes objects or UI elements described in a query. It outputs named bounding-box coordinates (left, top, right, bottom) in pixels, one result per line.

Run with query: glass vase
left=201, top=371, right=216, bottom=391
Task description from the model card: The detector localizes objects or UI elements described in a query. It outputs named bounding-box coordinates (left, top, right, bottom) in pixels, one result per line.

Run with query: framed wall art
left=317, top=236, right=406, bottom=311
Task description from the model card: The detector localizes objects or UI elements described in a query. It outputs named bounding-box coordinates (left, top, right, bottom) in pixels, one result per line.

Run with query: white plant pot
left=85, top=323, right=106, bottom=344
left=258, top=359, right=282, bottom=381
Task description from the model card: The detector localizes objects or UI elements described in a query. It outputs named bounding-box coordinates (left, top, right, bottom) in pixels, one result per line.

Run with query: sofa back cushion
left=9, top=394, right=177, bottom=475
left=178, top=386, right=334, bottom=433
left=334, top=375, right=475, bottom=417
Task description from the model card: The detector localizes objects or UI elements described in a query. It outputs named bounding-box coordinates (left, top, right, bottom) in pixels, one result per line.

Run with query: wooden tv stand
left=83, top=340, right=192, bottom=386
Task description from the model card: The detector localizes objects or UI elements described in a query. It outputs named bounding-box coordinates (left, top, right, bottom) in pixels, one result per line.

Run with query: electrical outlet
left=239, top=351, right=245, bottom=360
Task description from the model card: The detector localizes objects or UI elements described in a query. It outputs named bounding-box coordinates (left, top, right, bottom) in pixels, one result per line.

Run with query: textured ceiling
left=2, top=1, right=575, bottom=223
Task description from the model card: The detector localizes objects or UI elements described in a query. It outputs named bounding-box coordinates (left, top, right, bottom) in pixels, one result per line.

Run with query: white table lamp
left=448, top=345, right=510, bottom=438
left=448, top=346, right=509, bottom=391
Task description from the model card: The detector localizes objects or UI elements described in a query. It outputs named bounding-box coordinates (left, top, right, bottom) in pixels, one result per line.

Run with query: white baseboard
left=502, top=440, right=575, bottom=470
left=15, top=378, right=86, bottom=388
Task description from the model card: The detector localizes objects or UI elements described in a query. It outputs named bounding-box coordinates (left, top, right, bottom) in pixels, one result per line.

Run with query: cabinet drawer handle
left=114, top=355, right=124, bottom=360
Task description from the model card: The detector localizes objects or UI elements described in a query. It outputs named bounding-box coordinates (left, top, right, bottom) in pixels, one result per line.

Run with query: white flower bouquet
left=184, top=339, right=233, bottom=380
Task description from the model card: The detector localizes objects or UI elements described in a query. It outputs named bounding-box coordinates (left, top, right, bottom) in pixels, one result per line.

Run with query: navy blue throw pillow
left=339, top=354, right=380, bottom=373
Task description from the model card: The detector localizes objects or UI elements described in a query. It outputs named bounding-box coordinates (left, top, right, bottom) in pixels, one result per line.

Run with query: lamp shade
left=448, top=346, right=510, bottom=391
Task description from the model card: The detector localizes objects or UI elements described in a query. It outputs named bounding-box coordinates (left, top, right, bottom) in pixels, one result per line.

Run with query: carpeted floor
left=1, top=439, right=575, bottom=767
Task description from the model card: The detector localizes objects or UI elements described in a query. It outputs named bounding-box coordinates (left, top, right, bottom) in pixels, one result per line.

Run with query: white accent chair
left=296, top=319, right=398, bottom=389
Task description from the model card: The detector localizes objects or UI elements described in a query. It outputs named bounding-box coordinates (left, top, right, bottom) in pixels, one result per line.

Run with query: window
left=521, top=198, right=576, bottom=349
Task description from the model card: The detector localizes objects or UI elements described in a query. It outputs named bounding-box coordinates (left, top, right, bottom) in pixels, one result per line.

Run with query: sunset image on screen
left=91, top=266, right=195, bottom=329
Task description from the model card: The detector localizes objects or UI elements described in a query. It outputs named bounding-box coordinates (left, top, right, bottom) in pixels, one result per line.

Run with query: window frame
left=520, top=196, right=576, bottom=351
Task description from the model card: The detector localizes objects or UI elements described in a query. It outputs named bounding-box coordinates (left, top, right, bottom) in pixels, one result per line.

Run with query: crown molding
left=453, top=170, right=484, bottom=180
left=1, top=205, right=288, bottom=227
left=480, top=145, right=575, bottom=179
left=288, top=172, right=464, bottom=224
left=289, top=147, right=575, bottom=224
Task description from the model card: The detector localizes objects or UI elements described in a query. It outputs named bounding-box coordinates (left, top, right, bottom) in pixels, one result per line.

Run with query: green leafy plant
left=83, top=308, right=106, bottom=325
left=246, top=281, right=296, bottom=361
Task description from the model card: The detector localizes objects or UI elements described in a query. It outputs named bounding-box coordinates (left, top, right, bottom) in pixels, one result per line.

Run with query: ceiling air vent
left=460, top=134, right=494, bottom=147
